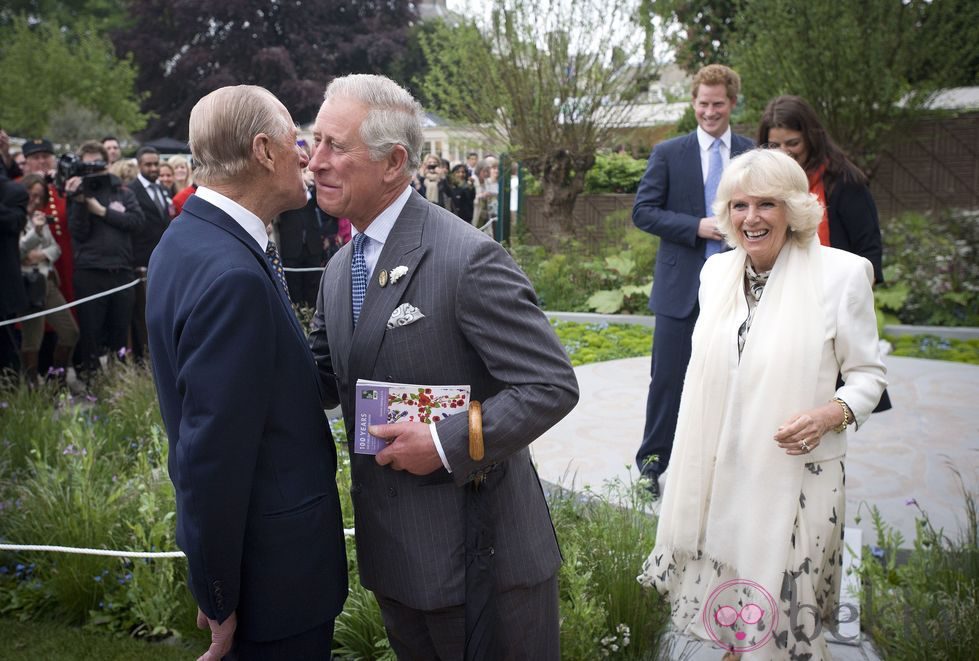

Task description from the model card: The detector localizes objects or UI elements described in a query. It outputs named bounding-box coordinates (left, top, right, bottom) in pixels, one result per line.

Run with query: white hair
left=189, top=85, right=291, bottom=184
left=324, top=74, right=424, bottom=177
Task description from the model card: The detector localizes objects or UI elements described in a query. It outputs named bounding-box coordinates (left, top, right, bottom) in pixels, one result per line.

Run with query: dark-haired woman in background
left=758, top=95, right=883, bottom=282
left=759, top=94, right=890, bottom=412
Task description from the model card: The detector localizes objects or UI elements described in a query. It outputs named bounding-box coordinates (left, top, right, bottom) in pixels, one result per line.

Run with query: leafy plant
left=879, top=209, right=979, bottom=327
left=550, top=320, right=652, bottom=366
left=549, top=475, right=669, bottom=659
left=583, top=153, right=649, bottom=194
left=511, top=213, right=657, bottom=314
left=856, top=468, right=979, bottom=658
left=885, top=335, right=979, bottom=365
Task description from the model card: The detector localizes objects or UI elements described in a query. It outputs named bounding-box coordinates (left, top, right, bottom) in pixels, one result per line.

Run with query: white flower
left=390, top=265, right=408, bottom=284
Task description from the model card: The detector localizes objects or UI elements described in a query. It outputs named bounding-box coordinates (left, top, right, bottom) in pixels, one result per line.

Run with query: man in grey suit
left=308, top=74, right=579, bottom=660
left=633, top=64, right=754, bottom=497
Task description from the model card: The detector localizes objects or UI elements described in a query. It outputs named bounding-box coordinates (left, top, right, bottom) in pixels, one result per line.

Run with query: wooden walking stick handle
left=468, top=400, right=484, bottom=461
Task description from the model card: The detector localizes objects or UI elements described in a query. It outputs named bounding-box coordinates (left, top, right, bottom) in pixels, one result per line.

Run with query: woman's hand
left=773, top=402, right=844, bottom=456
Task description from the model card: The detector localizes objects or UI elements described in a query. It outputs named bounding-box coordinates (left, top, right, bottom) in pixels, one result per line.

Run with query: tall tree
left=642, top=0, right=741, bottom=73
left=0, top=16, right=147, bottom=137
left=420, top=0, right=655, bottom=243
left=116, top=0, right=417, bottom=139
left=729, top=0, right=972, bottom=171
left=0, top=0, right=128, bottom=32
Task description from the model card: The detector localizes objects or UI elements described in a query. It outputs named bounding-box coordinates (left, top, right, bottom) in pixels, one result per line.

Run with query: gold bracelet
left=832, top=397, right=852, bottom=433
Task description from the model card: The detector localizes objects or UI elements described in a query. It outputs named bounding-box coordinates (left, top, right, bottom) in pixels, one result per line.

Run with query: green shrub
left=879, top=208, right=979, bottom=326
left=584, top=153, right=648, bottom=194
left=886, top=335, right=979, bottom=364
left=549, top=477, right=669, bottom=659
left=551, top=321, right=652, bottom=366
left=857, top=470, right=979, bottom=659
left=511, top=217, right=657, bottom=314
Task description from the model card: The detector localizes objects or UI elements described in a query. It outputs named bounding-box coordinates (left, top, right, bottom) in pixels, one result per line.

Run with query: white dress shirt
left=195, top=186, right=269, bottom=251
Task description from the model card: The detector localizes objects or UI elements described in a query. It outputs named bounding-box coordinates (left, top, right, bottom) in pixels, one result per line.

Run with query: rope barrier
left=0, top=528, right=357, bottom=558
left=0, top=278, right=143, bottom=328
left=1, top=263, right=327, bottom=331
left=0, top=544, right=185, bottom=559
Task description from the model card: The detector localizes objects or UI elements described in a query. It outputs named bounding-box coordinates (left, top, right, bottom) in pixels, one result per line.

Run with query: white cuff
left=429, top=422, right=452, bottom=473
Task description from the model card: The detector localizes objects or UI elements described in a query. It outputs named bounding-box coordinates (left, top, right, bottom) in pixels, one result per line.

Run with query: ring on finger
left=800, top=439, right=810, bottom=452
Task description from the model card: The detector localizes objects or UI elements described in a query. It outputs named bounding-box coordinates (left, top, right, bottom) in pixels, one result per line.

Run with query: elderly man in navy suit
left=146, top=86, right=347, bottom=660
left=634, top=64, right=754, bottom=497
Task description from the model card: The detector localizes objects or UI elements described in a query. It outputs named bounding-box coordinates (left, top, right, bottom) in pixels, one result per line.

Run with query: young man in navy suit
left=633, top=64, right=754, bottom=497
left=146, top=86, right=347, bottom=660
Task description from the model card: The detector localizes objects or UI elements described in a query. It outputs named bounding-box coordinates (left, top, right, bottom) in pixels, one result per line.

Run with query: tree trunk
left=528, top=149, right=592, bottom=249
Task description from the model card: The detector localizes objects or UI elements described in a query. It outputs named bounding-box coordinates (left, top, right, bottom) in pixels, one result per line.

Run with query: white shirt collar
left=195, top=186, right=270, bottom=251
left=137, top=173, right=156, bottom=190
left=353, top=185, right=413, bottom=247
left=697, top=126, right=732, bottom=152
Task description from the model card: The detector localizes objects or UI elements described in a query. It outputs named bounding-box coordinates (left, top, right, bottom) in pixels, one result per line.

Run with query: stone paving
left=531, top=354, right=979, bottom=660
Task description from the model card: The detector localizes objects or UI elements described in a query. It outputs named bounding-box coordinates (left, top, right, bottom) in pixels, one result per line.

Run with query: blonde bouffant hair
left=714, top=149, right=823, bottom=249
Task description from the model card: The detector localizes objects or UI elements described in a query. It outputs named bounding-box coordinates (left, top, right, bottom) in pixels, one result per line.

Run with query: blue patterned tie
left=351, top=232, right=368, bottom=326
left=265, top=240, right=290, bottom=299
left=704, top=138, right=724, bottom=258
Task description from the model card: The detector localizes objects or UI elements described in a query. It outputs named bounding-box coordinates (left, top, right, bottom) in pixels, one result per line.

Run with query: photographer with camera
left=66, top=141, right=144, bottom=381
left=18, top=174, right=79, bottom=388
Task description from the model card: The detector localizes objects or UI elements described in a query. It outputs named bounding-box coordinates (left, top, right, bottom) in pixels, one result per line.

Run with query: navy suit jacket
left=146, top=195, right=347, bottom=641
left=633, top=130, right=754, bottom=319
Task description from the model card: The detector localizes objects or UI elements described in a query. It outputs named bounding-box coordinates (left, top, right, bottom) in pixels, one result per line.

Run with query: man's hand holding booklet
left=354, top=379, right=471, bottom=455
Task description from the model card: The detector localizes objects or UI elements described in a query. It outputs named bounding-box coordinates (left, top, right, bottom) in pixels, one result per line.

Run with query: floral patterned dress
left=639, top=266, right=845, bottom=660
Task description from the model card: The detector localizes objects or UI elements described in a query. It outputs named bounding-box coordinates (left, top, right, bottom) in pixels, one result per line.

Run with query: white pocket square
left=387, top=303, right=425, bottom=329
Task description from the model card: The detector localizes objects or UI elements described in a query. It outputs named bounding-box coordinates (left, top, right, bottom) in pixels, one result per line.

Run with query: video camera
left=54, top=153, right=112, bottom=197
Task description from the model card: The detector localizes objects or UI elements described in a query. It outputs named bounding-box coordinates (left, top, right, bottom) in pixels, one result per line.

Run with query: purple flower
left=63, top=444, right=79, bottom=456
left=871, top=546, right=885, bottom=560
left=905, top=498, right=918, bottom=506
left=85, top=394, right=98, bottom=403
left=117, top=347, right=128, bottom=359
left=0, top=402, right=7, bottom=409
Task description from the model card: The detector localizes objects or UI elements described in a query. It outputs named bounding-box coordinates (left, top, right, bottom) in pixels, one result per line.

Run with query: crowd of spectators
left=410, top=150, right=500, bottom=226
left=0, top=132, right=355, bottom=388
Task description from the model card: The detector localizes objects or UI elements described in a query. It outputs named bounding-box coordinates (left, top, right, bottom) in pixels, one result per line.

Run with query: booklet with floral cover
left=353, top=379, right=471, bottom=455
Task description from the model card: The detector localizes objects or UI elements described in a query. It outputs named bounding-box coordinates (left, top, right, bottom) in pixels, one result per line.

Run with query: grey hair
left=189, top=85, right=291, bottom=184
left=324, top=74, right=424, bottom=177
left=714, top=149, right=823, bottom=249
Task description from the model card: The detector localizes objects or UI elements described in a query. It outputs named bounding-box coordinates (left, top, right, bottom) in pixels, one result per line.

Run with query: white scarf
left=653, top=237, right=825, bottom=597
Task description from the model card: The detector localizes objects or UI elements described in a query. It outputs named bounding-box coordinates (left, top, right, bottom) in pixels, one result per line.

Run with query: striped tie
left=351, top=233, right=368, bottom=326
left=265, top=241, right=291, bottom=299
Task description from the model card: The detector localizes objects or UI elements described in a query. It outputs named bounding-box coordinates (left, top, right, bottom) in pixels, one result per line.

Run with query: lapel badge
left=378, top=269, right=389, bottom=288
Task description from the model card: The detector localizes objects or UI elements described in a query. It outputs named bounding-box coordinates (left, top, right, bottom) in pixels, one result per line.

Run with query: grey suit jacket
left=310, top=190, right=579, bottom=610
